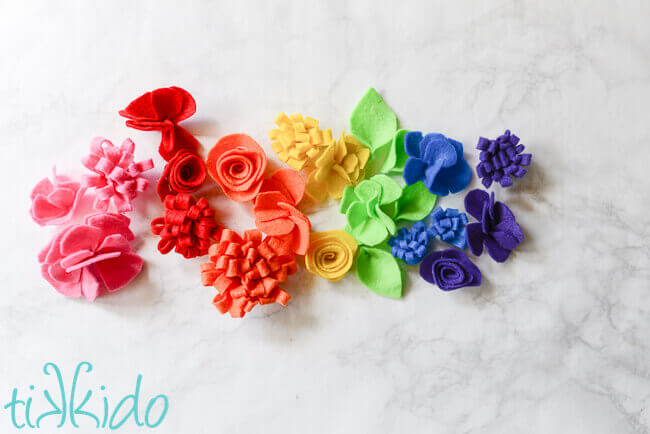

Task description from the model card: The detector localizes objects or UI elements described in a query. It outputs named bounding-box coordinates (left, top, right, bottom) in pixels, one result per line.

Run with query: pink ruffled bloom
left=29, top=167, right=86, bottom=226
left=82, top=137, right=154, bottom=212
left=38, top=213, right=144, bottom=301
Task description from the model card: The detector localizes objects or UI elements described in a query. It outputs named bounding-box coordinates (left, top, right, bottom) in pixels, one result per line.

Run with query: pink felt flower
left=82, top=137, right=154, bottom=212
left=38, top=213, right=144, bottom=301
left=29, top=167, right=86, bottom=226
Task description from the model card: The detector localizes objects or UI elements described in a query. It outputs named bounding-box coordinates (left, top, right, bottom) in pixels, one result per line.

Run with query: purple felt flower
left=403, top=132, right=472, bottom=196
left=475, top=130, right=532, bottom=188
left=419, top=249, right=481, bottom=291
left=464, top=189, right=523, bottom=262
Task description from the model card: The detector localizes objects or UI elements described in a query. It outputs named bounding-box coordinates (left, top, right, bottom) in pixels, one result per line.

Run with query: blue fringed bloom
left=387, top=221, right=431, bottom=265
left=427, top=207, right=469, bottom=249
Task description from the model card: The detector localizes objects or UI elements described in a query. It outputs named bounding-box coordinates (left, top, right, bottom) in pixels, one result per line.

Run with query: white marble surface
left=2, top=0, right=650, bottom=432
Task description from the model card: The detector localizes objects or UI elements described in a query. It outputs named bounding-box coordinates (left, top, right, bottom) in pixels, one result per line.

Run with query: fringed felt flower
left=29, top=167, right=86, bottom=226
left=464, top=189, right=523, bottom=263
left=82, top=137, right=154, bottom=212
left=38, top=213, right=143, bottom=301
left=269, top=113, right=334, bottom=171
left=305, top=132, right=370, bottom=201
left=206, top=134, right=267, bottom=202
left=427, top=207, right=469, bottom=249
left=200, top=229, right=296, bottom=318
left=157, top=150, right=207, bottom=200
left=403, top=132, right=471, bottom=196
left=387, top=222, right=431, bottom=265
left=476, top=130, right=532, bottom=188
left=151, top=194, right=220, bottom=259
left=420, top=249, right=481, bottom=291
left=305, top=230, right=358, bottom=281
left=119, top=86, right=200, bottom=161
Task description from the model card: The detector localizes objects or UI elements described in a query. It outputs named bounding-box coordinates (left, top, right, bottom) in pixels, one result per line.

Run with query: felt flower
left=38, top=213, right=143, bottom=301
left=82, top=137, right=154, bottom=212
left=200, top=229, right=296, bottom=318
left=403, top=131, right=472, bottom=196
left=29, top=167, right=86, bottom=226
left=476, top=130, right=532, bottom=188
left=420, top=249, right=481, bottom=291
left=254, top=169, right=311, bottom=255
left=157, top=150, right=207, bottom=200
left=464, top=189, right=523, bottom=262
left=427, top=207, right=469, bottom=249
left=387, top=221, right=431, bottom=265
left=151, top=194, right=220, bottom=259
left=206, top=134, right=268, bottom=202
left=119, top=86, right=200, bottom=161
left=305, top=230, right=358, bottom=281
left=269, top=113, right=334, bottom=171
left=305, top=132, right=371, bottom=201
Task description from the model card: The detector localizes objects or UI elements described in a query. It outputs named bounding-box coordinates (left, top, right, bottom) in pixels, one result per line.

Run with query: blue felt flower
left=387, top=221, right=431, bottom=265
left=402, top=132, right=472, bottom=196
left=427, top=206, right=469, bottom=249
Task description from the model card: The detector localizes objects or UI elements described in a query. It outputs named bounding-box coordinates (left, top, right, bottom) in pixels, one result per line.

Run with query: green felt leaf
left=356, top=246, right=403, bottom=298
left=347, top=202, right=388, bottom=246
left=380, top=129, right=410, bottom=175
left=350, top=88, right=398, bottom=152
left=370, top=174, right=401, bottom=205
left=395, top=182, right=437, bottom=221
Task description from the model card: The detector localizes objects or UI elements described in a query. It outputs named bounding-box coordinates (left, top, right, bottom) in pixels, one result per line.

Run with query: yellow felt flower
left=269, top=113, right=334, bottom=171
left=305, top=230, right=358, bottom=281
left=305, top=132, right=371, bottom=201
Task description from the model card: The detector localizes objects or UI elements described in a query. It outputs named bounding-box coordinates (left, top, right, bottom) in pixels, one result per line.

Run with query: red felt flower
left=119, top=86, right=200, bottom=161
left=200, top=229, right=296, bottom=318
left=151, top=194, right=220, bottom=259
left=205, top=134, right=267, bottom=202
left=157, top=150, right=207, bottom=200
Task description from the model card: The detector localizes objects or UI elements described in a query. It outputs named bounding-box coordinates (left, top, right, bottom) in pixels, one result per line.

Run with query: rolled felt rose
left=206, top=134, right=268, bottom=202
left=419, top=249, right=481, bottom=291
left=157, top=150, right=207, bottom=200
left=305, top=230, right=358, bottom=281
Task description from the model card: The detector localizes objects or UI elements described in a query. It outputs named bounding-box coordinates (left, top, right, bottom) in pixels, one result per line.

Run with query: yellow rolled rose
left=305, top=230, right=358, bottom=281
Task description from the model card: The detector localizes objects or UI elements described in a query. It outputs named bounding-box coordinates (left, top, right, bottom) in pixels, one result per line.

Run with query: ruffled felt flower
left=254, top=169, right=311, bottom=255
left=206, top=134, right=267, bottom=203
left=119, top=86, right=200, bottom=161
left=403, top=132, right=472, bottom=196
left=427, top=207, right=469, bottom=249
left=420, top=249, right=481, bottom=291
left=29, top=167, right=86, bottom=226
left=305, top=230, right=358, bottom=281
left=464, top=189, right=523, bottom=263
left=200, top=229, right=296, bottom=318
left=151, top=194, right=220, bottom=259
left=269, top=113, right=334, bottom=171
left=305, top=132, right=370, bottom=201
left=38, top=213, right=143, bottom=301
left=476, top=130, right=532, bottom=188
left=157, top=150, right=207, bottom=200
left=82, top=137, right=154, bottom=212
left=387, top=222, right=431, bottom=265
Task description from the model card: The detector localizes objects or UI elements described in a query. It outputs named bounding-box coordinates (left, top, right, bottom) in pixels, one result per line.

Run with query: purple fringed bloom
left=387, top=221, right=431, bottom=265
left=475, top=130, right=532, bottom=188
left=420, top=249, right=481, bottom=291
left=464, top=189, right=523, bottom=263
left=427, top=206, right=468, bottom=249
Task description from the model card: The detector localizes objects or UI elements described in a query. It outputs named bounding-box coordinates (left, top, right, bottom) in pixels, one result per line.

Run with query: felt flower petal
left=95, top=252, right=144, bottom=291
left=404, top=131, right=423, bottom=158
left=394, top=182, right=437, bottom=222
left=29, top=167, right=85, bottom=226
left=305, top=230, right=358, bottom=281
left=356, top=246, right=402, bottom=298
left=429, top=139, right=471, bottom=195
left=260, top=168, right=305, bottom=205
left=380, top=129, right=410, bottom=174
left=464, top=189, right=490, bottom=220
left=372, top=174, right=401, bottom=205
left=350, top=88, right=398, bottom=152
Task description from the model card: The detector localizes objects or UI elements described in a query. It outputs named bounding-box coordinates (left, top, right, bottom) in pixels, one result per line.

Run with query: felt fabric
left=379, top=129, right=410, bottom=175
left=394, top=182, right=437, bottom=222
left=419, top=249, right=481, bottom=291
left=387, top=221, right=431, bottom=265
left=157, top=150, right=207, bottom=200
left=427, top=207, right=469, bottom=249
left=305, top=131, right=371, bottom=201
left=200, top=229, right=296, bottom=318
left=350, top=88, right=398, bottom=152
left=305, top=230, right=358, bottom=281
left=476, top=130, right=532, bottom=188
left=403, top=131, right=472, bottom=196
left=81, top=137, right=154, bottom=212
left=464, top=189, right=523, bottom=262
left=269, top=113, right=334, bottom=171
left=356, top=245, right=402, bottom=298
left=151, top=194, right=220, bottom=259
left=119, top=86, right=200, bottom=161
left=30, top=167, right=86, bottom=226
left=206, top=134, right=268, bottom=202
left=37, top=213, right=143, bottom=301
